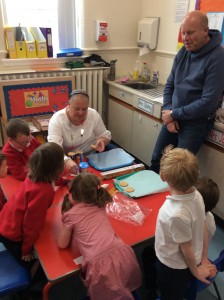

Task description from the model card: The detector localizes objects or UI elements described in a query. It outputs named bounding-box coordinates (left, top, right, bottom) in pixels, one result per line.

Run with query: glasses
left=70, top=90, right=89, bottom=98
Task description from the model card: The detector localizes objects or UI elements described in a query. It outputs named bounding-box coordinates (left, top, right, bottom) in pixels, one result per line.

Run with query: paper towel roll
left=139, top=44, right=150, bottom=56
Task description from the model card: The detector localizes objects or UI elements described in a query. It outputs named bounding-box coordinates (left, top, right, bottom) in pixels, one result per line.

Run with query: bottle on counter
left=140, top=62, right=150, bottom=82
left=133, top=60, right=139, bottom=79
left=108, top=59, right=117, bottom=81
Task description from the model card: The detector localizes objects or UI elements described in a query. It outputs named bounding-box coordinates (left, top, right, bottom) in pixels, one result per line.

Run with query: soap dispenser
left=108, top=59, right=117, bottom=81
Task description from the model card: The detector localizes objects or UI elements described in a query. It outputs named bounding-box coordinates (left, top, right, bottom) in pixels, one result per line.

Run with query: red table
left=0, top=169, right=168, bottom=300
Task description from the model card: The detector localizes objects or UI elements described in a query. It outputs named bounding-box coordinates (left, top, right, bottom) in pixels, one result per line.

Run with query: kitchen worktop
left=106, top=79, right=164, bottom=119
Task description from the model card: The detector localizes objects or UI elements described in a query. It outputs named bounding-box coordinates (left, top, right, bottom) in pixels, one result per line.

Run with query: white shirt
left=48, top=107, right=111, bottom=156
left=206, top=211, right=216, bottom=242
left=155, top=189, right=205, bottom=269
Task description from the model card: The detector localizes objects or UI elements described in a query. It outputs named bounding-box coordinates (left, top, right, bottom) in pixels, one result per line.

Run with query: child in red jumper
left=0, top=153, right=8, bottom=211
left=0, top=142, right=65, bottom=269
left=2, top=118, right=41, bottom=181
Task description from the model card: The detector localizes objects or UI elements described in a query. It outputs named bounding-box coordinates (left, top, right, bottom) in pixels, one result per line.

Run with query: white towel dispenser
left=137, top=17, right=160, bottom=50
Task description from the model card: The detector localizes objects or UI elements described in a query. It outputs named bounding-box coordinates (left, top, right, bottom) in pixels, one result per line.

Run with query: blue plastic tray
left=87, top=148, right=135, bottom=171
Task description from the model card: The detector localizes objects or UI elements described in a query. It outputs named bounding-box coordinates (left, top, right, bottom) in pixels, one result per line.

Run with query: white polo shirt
left=155, top=189, right=205, bottom=269
left=206, top=211, right=216, bottom=242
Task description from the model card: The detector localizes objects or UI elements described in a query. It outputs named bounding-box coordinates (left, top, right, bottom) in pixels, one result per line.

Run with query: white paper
left=73, top=256, right=83, bottom=265
left=174, top=0, right=190, bottom=23
left=139, top=45, right=150, bottom=57
left=207, top=13, right=224, bottom=31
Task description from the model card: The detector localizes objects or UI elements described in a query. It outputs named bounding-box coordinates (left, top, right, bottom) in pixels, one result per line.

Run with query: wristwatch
left=170, top=110, right=173, bottom=118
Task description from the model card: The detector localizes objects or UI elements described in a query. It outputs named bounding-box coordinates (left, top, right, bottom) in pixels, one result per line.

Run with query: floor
left=1, top=226, right=223, bottom=300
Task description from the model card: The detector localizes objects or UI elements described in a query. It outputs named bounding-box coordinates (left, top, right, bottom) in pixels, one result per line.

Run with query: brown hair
left=6, top=118, right=30, bottom=138
left=61, top=194, right=73, bottom=214
left=28, top=142, right=64, bottom=183
left=0, top=153, right=6, bottom=165
left=160, top=145, right=199, bottom=192
left=196, top=176, right=220, bottom=212
left=69, top=173, right=112, bottom=208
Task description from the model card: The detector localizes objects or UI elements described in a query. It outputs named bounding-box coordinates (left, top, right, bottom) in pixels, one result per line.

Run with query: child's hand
left=209, top=266, right=217, bottom=278
left=201, top=258, right=217, bottom=278
left=196, top=263, right=216, bottom=284
left=22, top=253, right=35, bottom=262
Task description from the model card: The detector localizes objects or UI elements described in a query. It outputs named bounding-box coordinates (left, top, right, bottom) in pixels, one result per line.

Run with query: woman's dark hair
left=69, top=173, right=112, bottom=208
left=196, top=176, right=220, bottom=212
left=6, top=118, right=30, bottom=138
left=28, top=142, right=64, bottom=183
left=0, top=153, right=6, bottom=165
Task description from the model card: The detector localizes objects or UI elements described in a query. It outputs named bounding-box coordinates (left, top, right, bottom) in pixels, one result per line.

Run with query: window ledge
left=1, top=56, right=87, bottom=67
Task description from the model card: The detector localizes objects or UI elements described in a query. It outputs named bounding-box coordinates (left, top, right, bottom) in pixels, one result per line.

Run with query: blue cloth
left=150, top=29, right=224, bottom=173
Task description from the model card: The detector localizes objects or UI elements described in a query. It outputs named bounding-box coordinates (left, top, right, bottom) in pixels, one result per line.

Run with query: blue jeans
left=150, top=118, right=215, bottom=173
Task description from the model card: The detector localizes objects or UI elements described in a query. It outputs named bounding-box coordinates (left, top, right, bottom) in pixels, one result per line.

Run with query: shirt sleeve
left=47, top=113, right=65, bottom=146
left=92, top=111, right=111, bottom=141
left=22, top=184, right=55, bottom=255
left=168, top=214, right=192, bottom=244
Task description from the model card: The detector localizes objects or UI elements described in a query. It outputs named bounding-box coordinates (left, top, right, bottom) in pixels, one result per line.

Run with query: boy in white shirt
left=196, top=176, right=220, bottom=242
left=155, top=146, right=216, bottom=300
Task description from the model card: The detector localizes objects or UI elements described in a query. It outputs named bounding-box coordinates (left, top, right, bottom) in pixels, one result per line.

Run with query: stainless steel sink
left=122, top=81, right=156, bottom=90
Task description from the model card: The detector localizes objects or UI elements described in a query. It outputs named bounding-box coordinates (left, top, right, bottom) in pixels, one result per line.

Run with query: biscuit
left=120, top=181, right=128, bottom=187
left=126, top=186, right=134, bottom=193
left=68, top=152, right=75, bottom=157
left=90, top=144, right=97, bottom=149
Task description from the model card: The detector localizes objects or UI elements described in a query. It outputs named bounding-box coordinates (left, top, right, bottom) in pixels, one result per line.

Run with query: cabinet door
left=132, top=111, right=162, bottom=166
left=108, top=98, right=133, bottom=152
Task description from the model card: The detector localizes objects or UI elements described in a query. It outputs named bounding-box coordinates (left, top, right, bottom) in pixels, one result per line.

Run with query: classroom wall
left=0, top=0, right=196, bottom=81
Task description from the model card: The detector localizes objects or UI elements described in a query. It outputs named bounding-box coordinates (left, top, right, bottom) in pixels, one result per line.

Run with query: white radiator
left=0, top=68, right=105, bottom=116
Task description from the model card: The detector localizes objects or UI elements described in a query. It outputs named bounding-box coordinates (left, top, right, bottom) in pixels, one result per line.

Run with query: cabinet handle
left=120, top=92, right=125, bottom=97
left=154, top=123, right=158, bottom=127
left=138, top=114, right=142, bottom=123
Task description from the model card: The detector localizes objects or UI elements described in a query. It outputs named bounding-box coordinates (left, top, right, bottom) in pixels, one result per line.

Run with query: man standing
left=150, top=10, right=224, bottom=173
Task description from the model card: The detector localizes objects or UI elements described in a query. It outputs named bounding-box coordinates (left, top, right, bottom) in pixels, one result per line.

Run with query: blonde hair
left=160, top=145, right=199, bottom=192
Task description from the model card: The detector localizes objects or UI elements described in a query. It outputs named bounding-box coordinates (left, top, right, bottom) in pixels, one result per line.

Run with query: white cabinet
left=132, top=111, right=162, bottom=166
left=108, top=95, right=162, bottom=165
left=108, top=97, right=133, bottom=153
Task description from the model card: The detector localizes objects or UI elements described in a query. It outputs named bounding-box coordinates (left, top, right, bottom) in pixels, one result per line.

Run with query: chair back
left=0, top=243, right=31, bottom=296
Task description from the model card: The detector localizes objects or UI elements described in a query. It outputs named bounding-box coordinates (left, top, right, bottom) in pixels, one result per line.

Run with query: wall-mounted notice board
left=0, top=76, right=75, bottom=120
left=195, top=0, right=224, bottom=13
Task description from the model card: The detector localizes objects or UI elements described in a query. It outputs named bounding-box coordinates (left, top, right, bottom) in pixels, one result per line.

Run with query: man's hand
left=167, top=120, right=179, bottom=133
left=65, top=159, right=79, bottom=174
left=162, top=110, right=173, bottom=125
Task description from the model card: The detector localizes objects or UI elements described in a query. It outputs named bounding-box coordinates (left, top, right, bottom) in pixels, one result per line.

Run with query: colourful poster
left=3, top=80, right=73, bottom=118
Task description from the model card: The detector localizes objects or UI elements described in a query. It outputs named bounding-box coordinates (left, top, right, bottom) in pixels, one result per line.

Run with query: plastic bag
left=106, top=192, right=151, bottom=226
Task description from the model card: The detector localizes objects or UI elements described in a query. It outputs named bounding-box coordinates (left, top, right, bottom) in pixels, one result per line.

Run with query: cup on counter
left=79, top=162, right=89, bottom=173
